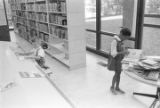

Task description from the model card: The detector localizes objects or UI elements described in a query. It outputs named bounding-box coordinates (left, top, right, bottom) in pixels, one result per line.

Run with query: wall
left=0, top=0, right=10, bottom=41
left=0, top=0, right=7, bottom=25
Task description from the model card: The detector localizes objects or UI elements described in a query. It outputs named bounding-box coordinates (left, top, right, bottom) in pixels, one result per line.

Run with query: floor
left=10, top=31, right=157, bottom=108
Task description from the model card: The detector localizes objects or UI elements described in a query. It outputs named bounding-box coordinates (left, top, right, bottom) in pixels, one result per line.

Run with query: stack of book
left=127, top=58, right=160, bottom=81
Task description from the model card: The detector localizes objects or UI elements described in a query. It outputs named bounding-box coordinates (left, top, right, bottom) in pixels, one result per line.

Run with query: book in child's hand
left=123, top=49, right=143, bottom=63
left=126, top=49, right=143, bottom=59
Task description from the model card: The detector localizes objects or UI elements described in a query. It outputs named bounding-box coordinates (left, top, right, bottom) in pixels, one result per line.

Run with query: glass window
left=86, top=31, right=96, bottom=49
left=100, top=35, right=114, bottom=53
left=145, top=0, right=160, bottom=15
left=101, top=0, right=123, bottom=34
left=85, top=0, right=96, bottom=30
left=142, top=27, right=160, bottom=55
left=144, top=17, right=160, bottom=25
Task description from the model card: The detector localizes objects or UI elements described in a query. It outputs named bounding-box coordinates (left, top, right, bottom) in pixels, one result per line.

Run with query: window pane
left=144, top=17, right=160, bottom=25
left=142, top=27, right=160, bottom=55
left=101, top=0, right=123, bottom=34
left=86, top=32, right=96, bottom=49
left=85, top=0, right=96, bottom=30
left=145, top=0, right=160, bottom=15
left=100, top=35, right=113, bottom=53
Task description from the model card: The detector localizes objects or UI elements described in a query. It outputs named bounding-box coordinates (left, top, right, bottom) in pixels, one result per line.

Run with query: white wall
left=0, top=0, right=7, bottom=26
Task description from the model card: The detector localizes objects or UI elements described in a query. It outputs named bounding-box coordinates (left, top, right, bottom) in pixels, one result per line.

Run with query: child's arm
left=25, top=56, right=41, bottom=60
left=117, top=50, right=129, bottom=56
left=16, top=49, right=35, bottom=56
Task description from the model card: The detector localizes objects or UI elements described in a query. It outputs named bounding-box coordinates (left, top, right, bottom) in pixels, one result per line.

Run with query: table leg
left=133, top=87, right=160, bottom=108
left=149, top=98, right=158, bottom=108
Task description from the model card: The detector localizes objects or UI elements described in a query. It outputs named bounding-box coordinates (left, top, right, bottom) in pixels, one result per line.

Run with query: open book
left=122, top=49, right=143, bottom=63
left=19, top=72, right=44, bottom=78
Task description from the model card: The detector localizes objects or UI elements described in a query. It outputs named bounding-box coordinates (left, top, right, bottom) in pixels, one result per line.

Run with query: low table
left=124, top=70, right=160, bottom=108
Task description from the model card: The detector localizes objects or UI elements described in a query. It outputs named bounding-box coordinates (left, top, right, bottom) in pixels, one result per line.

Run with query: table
left=124, top=70, right=160, bottom=108
left=0, top=41, right=72, bottom=108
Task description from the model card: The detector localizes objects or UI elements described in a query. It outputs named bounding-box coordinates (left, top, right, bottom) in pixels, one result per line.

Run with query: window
left=145, top=0, right=160, bottom=15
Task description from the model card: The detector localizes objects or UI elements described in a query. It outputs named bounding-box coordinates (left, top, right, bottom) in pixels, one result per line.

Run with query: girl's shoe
left=115, top=88, right=125, bottom=94
left=110, top=87, right=117, bottom=95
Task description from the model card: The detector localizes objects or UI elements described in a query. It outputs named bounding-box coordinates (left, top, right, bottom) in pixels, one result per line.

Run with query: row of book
left=16, top=10, right=27, bottom=18
left=10, top=4, right=16, bottom=10
left=37, top=13, right=48, bottom=22
left=21, top=3, right=26, bottom=10
left=29, top=29, right=37, bottom=38
left=49, top=14, right=67, bottom=25
left=27, top=0, right=35, bottom=3
left=17, top=17, right=27, bottom=25
left=39, top=32, right=49, bottom=42
left=37, top=23, right=49, bottom=33
left=11, top=10, right=17, bottom=16
left=48, top=2, right=66, bottom=13
left=36, top=3, right=47, bottom=12
left=9, top=0, right=25, bottom=4
left=26, top=3, right=35, bottom=11
left=50, top=25, right=68, bottom=40
left=28, top=20, right=36, bottom=28
left=12, top=16, right=17, bottom=23
left=28, top=12, right=36, bottom=20
left=16, top=24, right=28, bottom=40
left=15, top=4, right=22, bottom=10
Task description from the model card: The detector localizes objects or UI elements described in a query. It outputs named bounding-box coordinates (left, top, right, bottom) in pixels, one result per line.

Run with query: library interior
left=1, top=0, right=160, bottom=108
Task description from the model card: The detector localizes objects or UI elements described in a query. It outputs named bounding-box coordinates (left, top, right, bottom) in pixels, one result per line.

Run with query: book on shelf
left=39, top=32, right=44, bottom=40
left=35, top=3, right=46, bottom=12
left=49, top=14, right=67, bottom=25
left=48, top=1, right=66, bottom=13
left=37, top=13, right=47, bottom=22
left=26, top=3, right=34, bottom=11
left=44, top=34, right=49, bottom=42
left=50, top=25, right=67, bottom=40
left=38, top=23, right=49, bottom=33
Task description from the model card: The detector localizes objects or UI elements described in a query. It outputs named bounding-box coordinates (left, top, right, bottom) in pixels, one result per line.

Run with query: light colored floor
left=10, top=31, right=157, bottom=108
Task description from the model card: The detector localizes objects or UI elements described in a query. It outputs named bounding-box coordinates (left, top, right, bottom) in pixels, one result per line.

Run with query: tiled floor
left=11, top=31, right=157, bottom=108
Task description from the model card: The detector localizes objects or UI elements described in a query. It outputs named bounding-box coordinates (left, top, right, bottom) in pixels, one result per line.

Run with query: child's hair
left=41, top=42, right=48, bottom=49
left=120, top=27, right=131, bottom=37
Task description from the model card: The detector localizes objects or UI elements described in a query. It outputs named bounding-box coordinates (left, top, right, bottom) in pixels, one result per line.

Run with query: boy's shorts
left=35, top=57, right=45, bottom=67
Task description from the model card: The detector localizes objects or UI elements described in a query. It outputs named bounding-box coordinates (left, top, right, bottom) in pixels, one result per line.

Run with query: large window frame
left=86, top=0, right=136, bottom=58
left=135, top=0, right=160, bottom=49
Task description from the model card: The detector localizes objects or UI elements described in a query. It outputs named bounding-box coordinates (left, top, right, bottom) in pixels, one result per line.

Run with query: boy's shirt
left=111, top=35, right=121, bottom=58
left=32, top=47, right=45, bottom=58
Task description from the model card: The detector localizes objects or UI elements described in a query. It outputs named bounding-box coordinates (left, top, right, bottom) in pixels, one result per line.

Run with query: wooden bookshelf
left=9, top=0, right=86, bottom=70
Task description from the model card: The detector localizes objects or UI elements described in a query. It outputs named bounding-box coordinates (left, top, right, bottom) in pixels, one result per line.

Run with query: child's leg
left=115, top=70, right=125, bottom=94
left=115, top=71, right=121, bottom=89
left=111, top=72, right=118, bottom=88
left=111, top=72, right=119, bottom=95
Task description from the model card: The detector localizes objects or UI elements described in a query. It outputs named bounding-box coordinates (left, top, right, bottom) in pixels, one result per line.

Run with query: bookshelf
left=9, top=0, right=86, bottom=70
